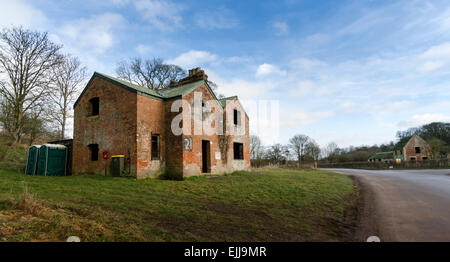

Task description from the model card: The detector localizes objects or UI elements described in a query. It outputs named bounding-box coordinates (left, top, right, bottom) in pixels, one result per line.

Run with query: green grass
left=0, top=138, right=27, bottom=172
left=0, top=168, right=357, bottom=242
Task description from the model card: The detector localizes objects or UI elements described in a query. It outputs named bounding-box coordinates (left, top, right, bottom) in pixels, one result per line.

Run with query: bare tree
left=289, top=134, right=310, bottom=166
left=116, top=57, right=186, bottom=90
left=22, top=102, right=48, bottom=145
left=250, top=135, right=262, bottom=159
left=265, top=143, right=287, bottom=165
left=305, top=139, right=321, bottom=161
left=48, top=55, right=86, bottom=139
left=0, top=27, right=63, bottom=143
left=323, top=142, right=339, bottom=161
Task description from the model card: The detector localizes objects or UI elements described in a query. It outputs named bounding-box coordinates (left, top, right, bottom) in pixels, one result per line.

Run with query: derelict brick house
left=403, top=134, right=432, bottom=161
left=368, top=134, right=432, bottom=162
left=72, top=68, right=250, bottom=179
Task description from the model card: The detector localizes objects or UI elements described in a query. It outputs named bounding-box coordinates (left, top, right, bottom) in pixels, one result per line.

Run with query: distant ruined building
left=368, top=134, right=432, bottom=162
left=402, top=134, right=432, bottom=161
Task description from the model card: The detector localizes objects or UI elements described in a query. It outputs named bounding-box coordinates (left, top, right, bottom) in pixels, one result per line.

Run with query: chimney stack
left=172, top=67, right=208, bottom=87
left=188, top=67, right=208, bottom=80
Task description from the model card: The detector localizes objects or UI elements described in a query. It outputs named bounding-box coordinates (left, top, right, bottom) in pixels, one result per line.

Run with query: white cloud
left=0, top=0, right=47, bottom=29
left=194, top=7, right=238, bottom=30
left=216, top=78, right=276, bottom=101
left=338, top=101, right=358, bottom=112
left=290, top=58, right=327, bottom=70
left=421, top=42, right=450, bottom=58
left=372, top=100, right=415, bottom=114
left=417, top=61, right=445, bottom=73
left=280, top=110, right=335, bottom=129
left=288, top=80, right=333, bottom=98
left=167, top=50, right=218, bottom=69
left=398, top=114, right=450, bottom=128
left=255, top=63, right=286, bottom=77
left=416, top=42, right=450, bottom=73
left=57, top=13, right=125, bottom=54
left=135, top=44, right=153, bottom=55
left=272, top=21, right=289, bottom=35
left=134, top=0, right=183, bottom=31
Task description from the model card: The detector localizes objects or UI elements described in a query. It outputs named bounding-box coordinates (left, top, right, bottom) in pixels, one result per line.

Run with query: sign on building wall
left=183, top=137, right=192, bottom=151
left=215, top=152, right=221, bottom=160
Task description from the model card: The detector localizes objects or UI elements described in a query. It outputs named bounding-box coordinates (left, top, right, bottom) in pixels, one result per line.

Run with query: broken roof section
left=368, top=151, right=394, bottom=160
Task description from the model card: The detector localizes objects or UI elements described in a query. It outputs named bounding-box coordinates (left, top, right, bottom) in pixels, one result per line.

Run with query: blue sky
left=1, top=0, right=450, bottom=148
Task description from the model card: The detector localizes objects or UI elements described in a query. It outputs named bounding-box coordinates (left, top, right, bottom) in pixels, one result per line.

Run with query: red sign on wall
left=102, top=151, right=110, bottom=160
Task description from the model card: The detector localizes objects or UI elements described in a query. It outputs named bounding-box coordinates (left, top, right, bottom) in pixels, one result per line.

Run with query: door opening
left=202, top=140, right=210, bottom=173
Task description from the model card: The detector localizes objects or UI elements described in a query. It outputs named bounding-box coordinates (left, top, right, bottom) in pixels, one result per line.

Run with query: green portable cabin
left=25, top=145, right=41, bottom=175
left=37, top=144, right=67, bottom=176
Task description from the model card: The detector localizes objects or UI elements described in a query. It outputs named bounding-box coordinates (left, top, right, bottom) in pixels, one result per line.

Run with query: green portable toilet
left=25, top=145, right=41, bottom=175
left=37, top=144, right=67, bottom=176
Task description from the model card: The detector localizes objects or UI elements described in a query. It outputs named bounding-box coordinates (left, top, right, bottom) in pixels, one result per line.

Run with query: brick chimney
left=173, top=67, right=208, bottom=86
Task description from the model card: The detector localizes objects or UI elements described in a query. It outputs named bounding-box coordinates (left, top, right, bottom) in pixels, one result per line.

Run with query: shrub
left=14, top=186, right=44, bottom=216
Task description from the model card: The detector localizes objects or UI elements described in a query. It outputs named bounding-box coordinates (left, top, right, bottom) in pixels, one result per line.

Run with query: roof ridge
left=219, top=96, right=237, bottom=100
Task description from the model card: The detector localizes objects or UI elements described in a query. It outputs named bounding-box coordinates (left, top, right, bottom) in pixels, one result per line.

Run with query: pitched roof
left=74, top=72, right=208, bottom=107
left=218, top=96, right=237, bottom=107
left=94, top=72, right=163, bottom=98
left=74, top=72, right=247, bottom=119
left=404, top=133, right=430, bottom=149
left=159, top=80, right=206, bottom=98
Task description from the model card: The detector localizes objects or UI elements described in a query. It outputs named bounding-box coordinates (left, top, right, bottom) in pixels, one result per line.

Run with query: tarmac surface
left=324, top=168, right=450, bottom=242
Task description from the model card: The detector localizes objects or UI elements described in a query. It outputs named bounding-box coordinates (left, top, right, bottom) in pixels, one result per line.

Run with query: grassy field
left=0, top=168, right=358, bottom=242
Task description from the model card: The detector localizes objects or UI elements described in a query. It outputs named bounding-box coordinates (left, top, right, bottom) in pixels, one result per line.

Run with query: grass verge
left=0, top=168, right=357, bottom=242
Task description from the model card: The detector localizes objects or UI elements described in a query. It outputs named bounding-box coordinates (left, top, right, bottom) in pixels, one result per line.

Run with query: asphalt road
left=324, top=168, right=450, bottom=242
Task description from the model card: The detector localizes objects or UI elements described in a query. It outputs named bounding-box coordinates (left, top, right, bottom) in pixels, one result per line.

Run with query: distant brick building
left=368, top=134, right=433, bottom=162
left=402, top=134, right=432, bottom=161
left=73, top=68, right=250, bottom=179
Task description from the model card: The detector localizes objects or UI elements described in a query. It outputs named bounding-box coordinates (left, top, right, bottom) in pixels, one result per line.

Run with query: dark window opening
left=89, top=97, right=99, bottom=116
left=233, top=109, right=241, bottom=125
left=233, top=142, right=244, bottom=160
left=88, top=144, right=99, bottom=161
left=415, top=147, right=421, bottom=154
left=410, top=157, right=416, bottom=161
left=422, top=156, right=428, bottom=160
left=202, top=140, right=211, bottom=173
left=151, top=135, right=160, bottom=160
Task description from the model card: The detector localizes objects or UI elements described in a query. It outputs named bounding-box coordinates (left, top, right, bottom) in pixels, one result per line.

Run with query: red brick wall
left=73, top=77, right=250, bottom=178
left=403, top=135, right=432, bottom=161
left=136, top=95, right=165, bottom=178
left=73, top=77, right=138, bottom=175
left=181, top=84, right=225, bottom=176
left=164, top=98, right=183, bottom=174
left=180, top=85, right=250, bottom=176
left=223, top=99, right=251, bottom=171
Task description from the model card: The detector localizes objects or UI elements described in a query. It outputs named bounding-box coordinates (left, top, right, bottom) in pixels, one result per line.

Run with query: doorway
left=202, top=140, right=210, bottom=173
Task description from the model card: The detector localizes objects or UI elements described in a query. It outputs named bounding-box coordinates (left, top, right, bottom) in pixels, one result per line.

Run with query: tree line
left=250, top=134, right=321, bottom=167
left=0, top=26, right=193, bottom=146
left=332, top=122, right=450, bottom=162
left=253, top=122, right=450, bottom=166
